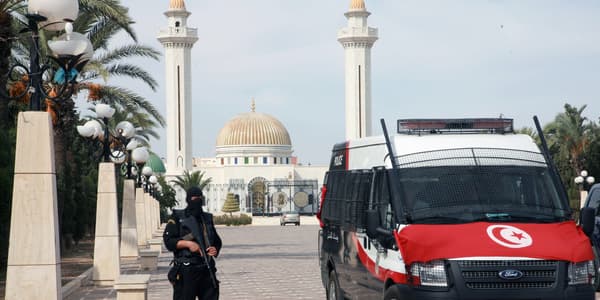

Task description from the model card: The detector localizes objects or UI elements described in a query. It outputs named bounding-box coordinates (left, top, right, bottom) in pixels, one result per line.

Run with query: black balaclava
left=185, top=186, right=204, bottom=218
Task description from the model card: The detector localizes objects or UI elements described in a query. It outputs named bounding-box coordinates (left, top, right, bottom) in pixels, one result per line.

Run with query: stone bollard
left=92, top=162, right=121, bottom=286
left=114, top=274, right=151, bottom=300
left=148, top=238, right=163, bottom=253
left=139, top=249, right=160, bottom=271
left=5, top=112, right=62, bottom=299
left=120, top=180, right=139, bottom=258
left=135, top=187, right=147, bottom=247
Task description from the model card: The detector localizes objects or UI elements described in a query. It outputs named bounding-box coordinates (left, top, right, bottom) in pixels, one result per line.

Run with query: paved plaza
left=65, top=217, right=325, bottom=300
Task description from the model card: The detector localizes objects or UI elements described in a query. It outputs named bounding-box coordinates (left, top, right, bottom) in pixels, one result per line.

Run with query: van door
left=367, top=168, right=394, bottom=294
left=344, top=170, right=375, bottom=297
left=321, top=170, right=354, bottom=295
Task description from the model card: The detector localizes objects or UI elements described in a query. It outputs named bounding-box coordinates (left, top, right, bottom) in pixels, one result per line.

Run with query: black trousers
left=173, top=264, right=219, bottom=300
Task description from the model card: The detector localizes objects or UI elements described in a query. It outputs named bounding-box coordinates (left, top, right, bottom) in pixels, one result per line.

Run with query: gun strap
left=199, top=214, right=211, bottom=248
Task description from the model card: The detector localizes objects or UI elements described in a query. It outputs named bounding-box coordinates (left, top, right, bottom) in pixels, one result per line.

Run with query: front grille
left=456, top=260, right=558, bottom=290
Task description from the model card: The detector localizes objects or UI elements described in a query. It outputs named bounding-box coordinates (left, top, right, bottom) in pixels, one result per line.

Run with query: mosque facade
left=193, top=100, right=328, bottom=214
left=158, top=0, right=376, bottom=214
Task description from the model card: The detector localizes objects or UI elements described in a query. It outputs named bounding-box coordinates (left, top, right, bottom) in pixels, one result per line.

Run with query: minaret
left=338, top=0, right=378, bottom=140
left=157, top=0, right=198, bottom=175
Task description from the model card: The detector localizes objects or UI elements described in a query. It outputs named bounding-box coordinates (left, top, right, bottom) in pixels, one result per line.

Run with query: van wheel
left=383, top=285, right=402, bottom=300
left=327, top=270, right=341, bottom=300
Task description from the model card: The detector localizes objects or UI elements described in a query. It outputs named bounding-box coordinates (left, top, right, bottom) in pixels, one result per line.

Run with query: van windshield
left=392, top=150, right=570, bottom=224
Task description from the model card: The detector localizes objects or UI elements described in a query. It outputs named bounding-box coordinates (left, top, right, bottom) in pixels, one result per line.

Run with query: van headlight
left=410, top=260, right=448, bottom=287
left=568, top=261, right=595, bottom=285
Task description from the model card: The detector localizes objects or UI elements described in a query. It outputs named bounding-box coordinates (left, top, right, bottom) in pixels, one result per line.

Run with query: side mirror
left=366, top=209, right=394, bottom=241
left=580, top=207, right=596, bottom=238
left=366, top=209, right=380, bottom=239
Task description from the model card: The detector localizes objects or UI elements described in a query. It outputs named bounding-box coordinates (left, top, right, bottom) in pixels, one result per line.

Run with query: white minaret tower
left=338, top=0, right=378, bottom=140
left=157, top=0, right=198, bottom=175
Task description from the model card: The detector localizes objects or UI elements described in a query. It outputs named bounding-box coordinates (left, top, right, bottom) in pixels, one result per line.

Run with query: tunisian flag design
left=395, top=221, right=593, bottom=266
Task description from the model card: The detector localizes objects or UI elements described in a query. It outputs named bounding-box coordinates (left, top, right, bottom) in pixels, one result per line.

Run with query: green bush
left=213, top=214, right=252, bottom=226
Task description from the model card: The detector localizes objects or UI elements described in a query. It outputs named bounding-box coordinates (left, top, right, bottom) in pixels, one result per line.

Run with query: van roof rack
left=397, top=118, right=514, bottom=135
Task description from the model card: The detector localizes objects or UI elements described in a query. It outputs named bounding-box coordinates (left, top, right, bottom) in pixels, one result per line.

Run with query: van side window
left=321, top=170, right=345, bottom=225
left=370, top=169, right=393, bottom=230
left=321, top=169, right=372, bottom=229
left=346, top=170, right=372, bottom=231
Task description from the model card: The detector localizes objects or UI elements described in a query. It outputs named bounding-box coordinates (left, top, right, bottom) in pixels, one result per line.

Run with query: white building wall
left=195, top=163, right=327, bottom=214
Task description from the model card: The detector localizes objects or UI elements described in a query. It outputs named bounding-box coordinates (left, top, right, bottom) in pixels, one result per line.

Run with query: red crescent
left=492, top=227, right=521, bottom=245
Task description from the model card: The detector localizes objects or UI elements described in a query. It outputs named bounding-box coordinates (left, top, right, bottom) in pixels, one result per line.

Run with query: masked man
left=163, top=186, right=222, bottom=300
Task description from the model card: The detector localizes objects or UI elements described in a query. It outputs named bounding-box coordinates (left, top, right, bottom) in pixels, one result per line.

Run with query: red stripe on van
left=352, top=233, right=408, bottom=284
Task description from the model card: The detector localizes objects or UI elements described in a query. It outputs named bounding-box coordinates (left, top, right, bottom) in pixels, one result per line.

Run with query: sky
left=94, top=0, right=600, bottom=165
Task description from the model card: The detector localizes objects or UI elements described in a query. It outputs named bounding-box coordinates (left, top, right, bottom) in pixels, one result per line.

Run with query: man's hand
left=186, top=241, right=201, bottom=254
left=206, top=246, right=217, bottom=257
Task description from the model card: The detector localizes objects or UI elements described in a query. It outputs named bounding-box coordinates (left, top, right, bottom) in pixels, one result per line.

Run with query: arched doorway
left=248, top=177, right=267, bottom=214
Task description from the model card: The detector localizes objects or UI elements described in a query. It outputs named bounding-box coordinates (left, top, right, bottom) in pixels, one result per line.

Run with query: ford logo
left=498, top=269, right=523, bottom=280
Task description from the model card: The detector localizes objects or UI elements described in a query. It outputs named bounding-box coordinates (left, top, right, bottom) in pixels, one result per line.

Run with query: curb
left=61, top=267, right=93, bottom=299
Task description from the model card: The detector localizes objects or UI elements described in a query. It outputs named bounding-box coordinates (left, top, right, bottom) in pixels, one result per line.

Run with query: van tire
left=327, top=270, right=342, bottom=300
left=383, top=285, right=402, bottom=300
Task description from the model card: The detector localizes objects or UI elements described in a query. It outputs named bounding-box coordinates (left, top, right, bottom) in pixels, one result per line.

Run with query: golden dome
left=169, top=0, right=185, bottom=9
left=216, top=110, right=291, bottom=147
left=350, top=0, right=366, bottom=10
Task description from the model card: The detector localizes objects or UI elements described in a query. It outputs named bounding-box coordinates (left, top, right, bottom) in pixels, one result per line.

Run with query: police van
left=317, top=118, right=596, bottom=300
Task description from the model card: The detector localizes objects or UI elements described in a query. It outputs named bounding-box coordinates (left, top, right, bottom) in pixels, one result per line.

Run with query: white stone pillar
left=5, top=112, right=61, bottom=300
left=120, top=180, right=138, bottom=258
left=92, top=162, right=120, bottom=285
left=154, top=198, right=160, bottom=231
left=156, top=198, right=162, bottom=228
left=149, top=198, right=156, bottom=234
left=135, top=187, right=147, bottom=247
left=144, top=192, right=153, bottom=242
left=580, top=190, right=589, bottom=209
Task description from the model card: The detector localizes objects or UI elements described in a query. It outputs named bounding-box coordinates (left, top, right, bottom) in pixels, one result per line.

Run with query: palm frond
left=79, top=0, right=137, bottom=41
left=105, top=63, right=158, bottom=91
left=94, top=85, right=165, bottom=126
left=97, top=44, right=160, bottom=64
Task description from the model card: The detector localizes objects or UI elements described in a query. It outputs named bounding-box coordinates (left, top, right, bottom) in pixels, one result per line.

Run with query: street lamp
left=3, top=1, right=93, bottom=298
left=141, top=165, right=153, bottom=192
left=148, top=175, right=158, bottom=196
left=575, top=170, right=596, bottom=208
left=0, top=0, right=92, bottom=110
left=76, top=103, right=136, bottom=162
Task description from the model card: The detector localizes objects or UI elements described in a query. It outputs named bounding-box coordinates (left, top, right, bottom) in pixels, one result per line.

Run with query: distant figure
left=163, top=186, right=222, bottom=300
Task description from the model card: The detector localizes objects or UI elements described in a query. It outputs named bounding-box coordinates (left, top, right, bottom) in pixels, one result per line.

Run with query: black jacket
left=163, top=209, right=222, bottom=267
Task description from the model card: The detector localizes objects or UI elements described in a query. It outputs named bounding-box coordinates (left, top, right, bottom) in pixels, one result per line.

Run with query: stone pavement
left=65, top=216, right=325, bottom=300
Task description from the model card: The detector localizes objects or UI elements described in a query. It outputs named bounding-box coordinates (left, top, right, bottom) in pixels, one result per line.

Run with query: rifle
left=180, top=215, right=218, bottom=288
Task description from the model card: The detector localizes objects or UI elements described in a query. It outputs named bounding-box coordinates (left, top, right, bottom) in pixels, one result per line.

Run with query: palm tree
left=172, top=170, right=213, bottom=192
left=0, top=0, right=20, bottom=129
left=544, top=104, right=593, bottom=173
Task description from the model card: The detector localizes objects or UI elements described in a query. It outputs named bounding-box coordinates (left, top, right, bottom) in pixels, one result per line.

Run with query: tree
left=544, top=104, right=596, bottom=210
left=0, top=0, right=13, bottom=129
left=545, top=104, right=593, bottom=173
left=222, top=193, right=240, bottom=216
left=171, top=170, right=213, bottom=192
left=156, top=175, right=177, bottom=221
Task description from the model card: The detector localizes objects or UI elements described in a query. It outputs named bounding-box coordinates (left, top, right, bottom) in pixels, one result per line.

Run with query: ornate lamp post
left=1, top=0, right=92, bottom=110
left=77, top=103, right=141, bottom=285
left=148, top=175, right=158, bottom=196
left=77, top=103, right=136, bottom=163
left=575, top=170, right=596, bottom=209
left=4, top=0, right=92, bottom=298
